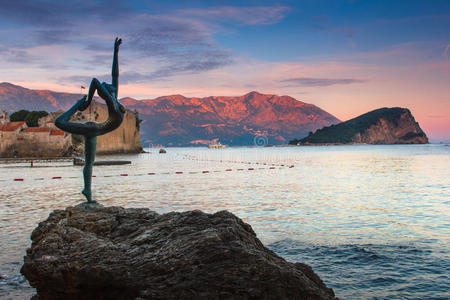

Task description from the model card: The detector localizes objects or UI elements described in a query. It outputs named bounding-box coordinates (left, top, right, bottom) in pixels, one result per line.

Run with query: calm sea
left=0, top=145, right=449, bottom=299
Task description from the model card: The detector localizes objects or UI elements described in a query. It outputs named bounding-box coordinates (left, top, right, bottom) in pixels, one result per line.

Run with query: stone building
left=0, top=109, right=10, bottom=125
left=0, top=121, right=70, bottom=157
left=0, top=121, right=27, bottom=154
left=38, top=111, right=63, bottom=129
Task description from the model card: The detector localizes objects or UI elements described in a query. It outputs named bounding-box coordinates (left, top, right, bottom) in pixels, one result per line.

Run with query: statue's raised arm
left=112, top=37, right=122, bottom=95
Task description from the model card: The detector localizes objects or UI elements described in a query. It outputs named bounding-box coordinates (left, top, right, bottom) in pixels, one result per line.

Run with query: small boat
left=208, top=142, right=227, bottom=149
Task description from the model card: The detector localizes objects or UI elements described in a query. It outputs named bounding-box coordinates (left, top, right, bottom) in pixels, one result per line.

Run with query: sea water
left=0, top=144, right=449, bottom=299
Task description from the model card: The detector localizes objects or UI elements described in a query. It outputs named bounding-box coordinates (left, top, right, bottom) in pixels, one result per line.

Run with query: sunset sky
left=0, top=0, right=448, bottom=141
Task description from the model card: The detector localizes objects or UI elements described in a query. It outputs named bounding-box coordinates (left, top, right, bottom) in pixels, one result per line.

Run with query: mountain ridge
left=0, top=82, right=341, bottom=146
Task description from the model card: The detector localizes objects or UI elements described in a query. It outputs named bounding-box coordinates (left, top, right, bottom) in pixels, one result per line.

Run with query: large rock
left=21, top=204, right=335, bottom=299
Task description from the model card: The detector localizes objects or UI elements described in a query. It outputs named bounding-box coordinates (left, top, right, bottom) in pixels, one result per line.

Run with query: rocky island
left=290, top=107, right=428, bottom=145
left=21, top=205, right=335, bottom=299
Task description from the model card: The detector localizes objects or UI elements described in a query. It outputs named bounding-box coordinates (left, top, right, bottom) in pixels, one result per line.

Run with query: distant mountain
left=120, top=91, right=340, bottom=146
left=0, top=82, right=80, bottom=112
left=0, top=82, right=340, bottom=146
left=290, top=107, right=428, bottom=145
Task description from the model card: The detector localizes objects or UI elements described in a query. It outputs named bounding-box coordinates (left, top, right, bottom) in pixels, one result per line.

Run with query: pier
left=0, top=157, right=131, bottom=166
left=0, top=157, right=74, bottom=164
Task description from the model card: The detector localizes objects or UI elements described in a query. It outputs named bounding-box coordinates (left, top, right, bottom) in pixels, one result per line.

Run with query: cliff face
left=353, top=110, right=428, bottom=144
left=21, top=204, right=335, bottom=299
left=292, top=107, right=428, bottom=145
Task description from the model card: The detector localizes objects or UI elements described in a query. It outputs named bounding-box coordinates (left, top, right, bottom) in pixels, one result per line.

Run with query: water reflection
left=0, top=144, right=449, bottom=298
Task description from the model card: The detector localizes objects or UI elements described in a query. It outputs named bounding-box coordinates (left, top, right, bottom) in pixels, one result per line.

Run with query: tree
left=25, top=111, right=48, bottom=127
left=10, top=110, right=48, bottom=127
left=10, top=110, right=30, bottom=122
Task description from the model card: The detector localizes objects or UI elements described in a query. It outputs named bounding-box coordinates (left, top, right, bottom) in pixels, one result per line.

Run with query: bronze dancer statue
left=55, top=38, right=125, bottom=203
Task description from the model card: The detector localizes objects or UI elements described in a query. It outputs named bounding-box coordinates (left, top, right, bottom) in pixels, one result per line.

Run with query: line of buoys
left=180, top=154, right=293, bottom=168
left=10, top=163, right=293, bottom=182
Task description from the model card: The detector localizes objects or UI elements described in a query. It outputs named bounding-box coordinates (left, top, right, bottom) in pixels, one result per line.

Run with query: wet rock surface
left=21, top=204, right=335, bottom=299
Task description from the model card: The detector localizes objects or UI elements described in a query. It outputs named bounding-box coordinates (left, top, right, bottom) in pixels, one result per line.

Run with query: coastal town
left=0, top=109, right=71, bottom=158
left=0, top=102, right=143, bottom=158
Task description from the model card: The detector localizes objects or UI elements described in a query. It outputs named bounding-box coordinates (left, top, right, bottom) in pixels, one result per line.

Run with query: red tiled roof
left=0, top=121, right=26, bottom=132
left=50, top=129, right=65, bottom=136
left=23, top=127, right=51, bottom=133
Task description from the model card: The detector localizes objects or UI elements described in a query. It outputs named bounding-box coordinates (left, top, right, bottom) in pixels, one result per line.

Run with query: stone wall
left=91, top=101, right=143, bottom=154
left=0, top=131, right=16, bottom=154
left=0, top=129, right=71, bottom=158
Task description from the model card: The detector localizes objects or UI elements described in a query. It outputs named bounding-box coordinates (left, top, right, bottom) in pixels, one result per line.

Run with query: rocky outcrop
left=352, top=110, right=428, bottom=144
left=291, top=107, right=428, bottom=145
left=21, top=204, right=335, bottom=300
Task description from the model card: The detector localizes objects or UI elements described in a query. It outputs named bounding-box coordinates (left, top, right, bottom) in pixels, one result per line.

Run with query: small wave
left=268, top=239, right=450, bottom=299
left=0, top=273, right=26, bottom=287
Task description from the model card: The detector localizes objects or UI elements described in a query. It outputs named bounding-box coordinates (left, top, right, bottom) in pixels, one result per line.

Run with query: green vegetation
left=9, top=109, right=29, bottom=122
left=134, top=109, right=143, bottom=131
left=289, top=107, right=413, bottom=144
left=10, top=110, right=48, bottom=127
